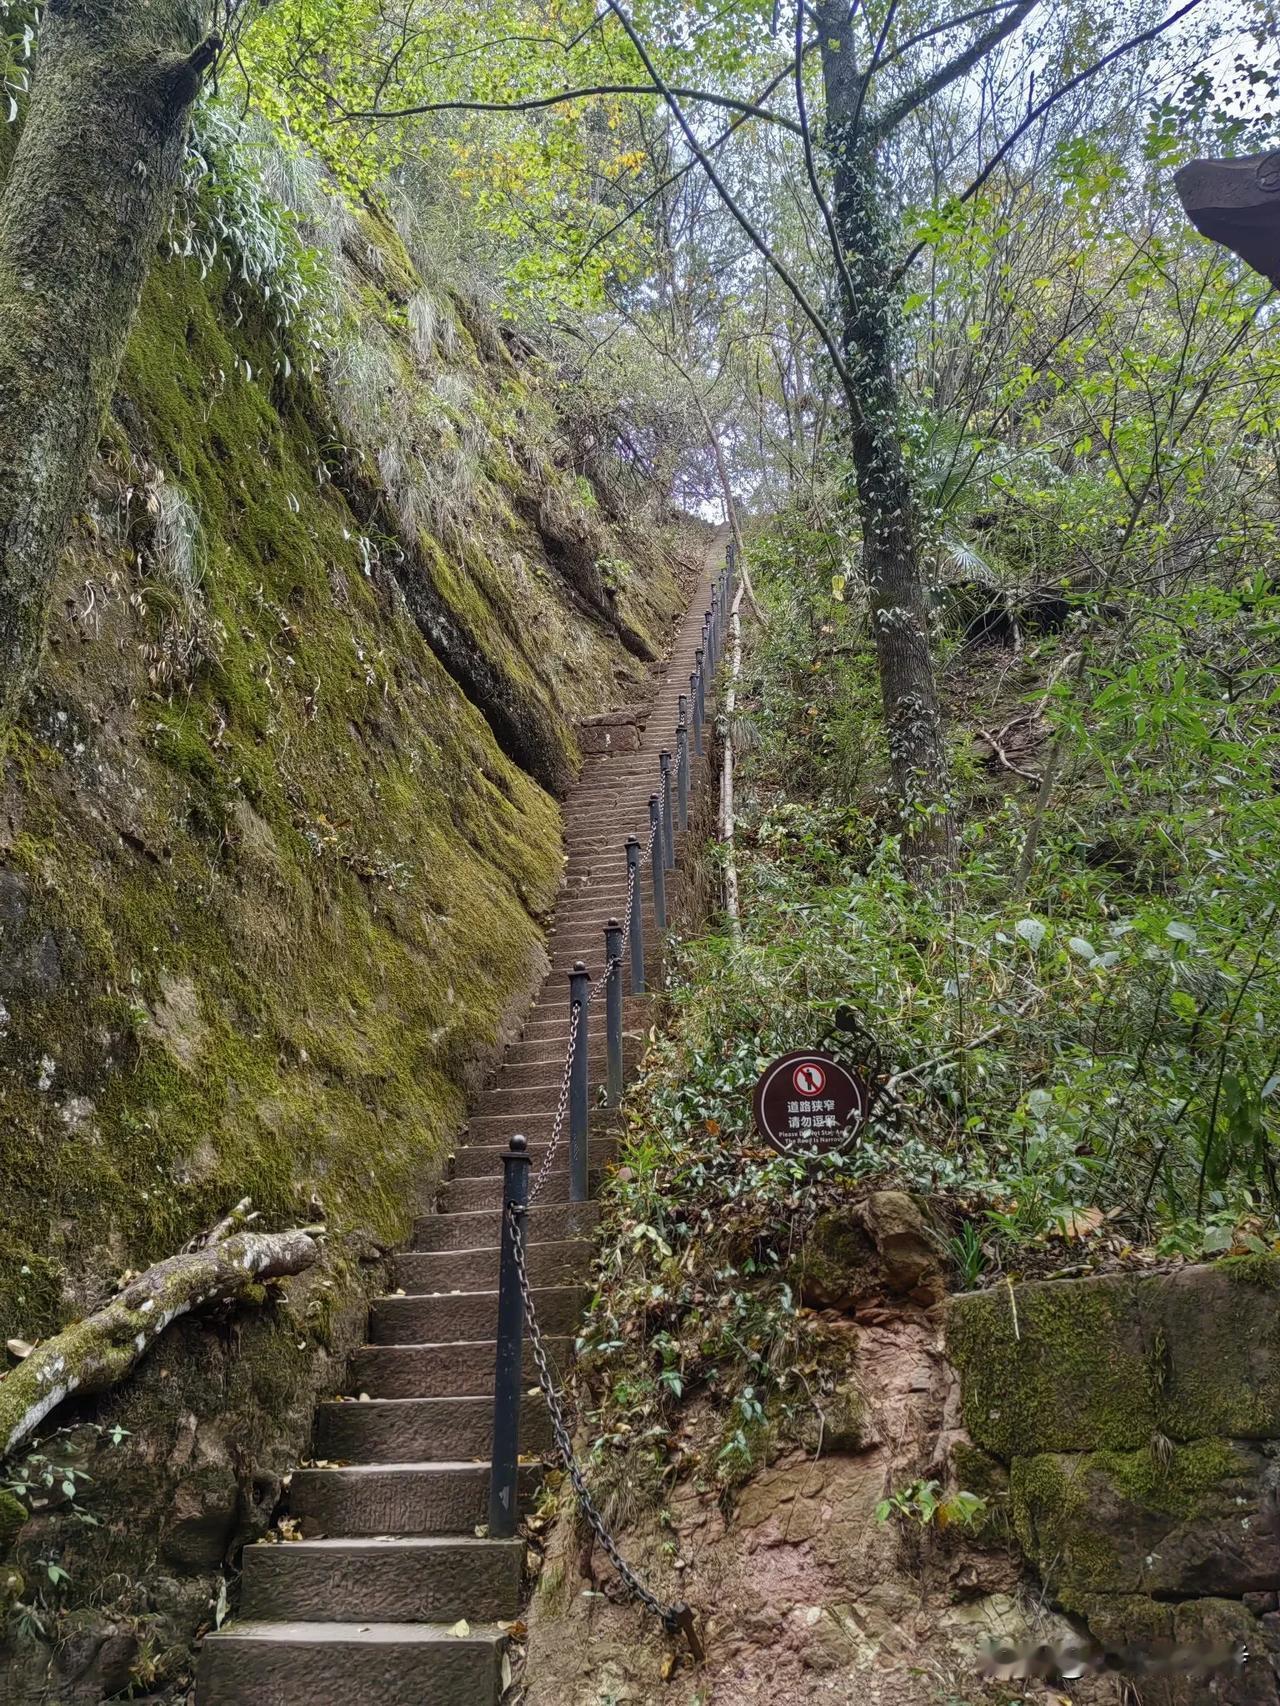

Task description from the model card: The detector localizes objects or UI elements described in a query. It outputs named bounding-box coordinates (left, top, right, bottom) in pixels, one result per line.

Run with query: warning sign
left=752, top=1049, right=869, bottom=1159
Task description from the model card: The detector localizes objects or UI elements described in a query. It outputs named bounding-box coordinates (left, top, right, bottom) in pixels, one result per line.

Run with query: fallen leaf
left=6, top=1338, right=33, bottom=1360
left=451, top=1619, right=471, bottom=1638
left=1061, top=1207, right=1104, bottom=1239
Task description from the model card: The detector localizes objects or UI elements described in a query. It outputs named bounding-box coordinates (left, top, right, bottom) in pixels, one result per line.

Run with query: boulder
left=799, top=1191, right=945, bottom=1311
left=1011, top=1439, right=1280, bottom=1601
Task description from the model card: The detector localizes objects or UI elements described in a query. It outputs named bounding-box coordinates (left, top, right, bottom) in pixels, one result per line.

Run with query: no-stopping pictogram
left=792, top=1061, right=826, bottom=1098
left=753, top=1049, right=870, bottom=1159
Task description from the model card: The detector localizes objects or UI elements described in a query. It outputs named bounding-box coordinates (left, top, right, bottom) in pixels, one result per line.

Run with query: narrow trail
left=196, top=532, right=728, bottom=1703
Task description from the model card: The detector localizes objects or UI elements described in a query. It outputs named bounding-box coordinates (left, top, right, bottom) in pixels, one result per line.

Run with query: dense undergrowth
left=576, top=491, right=1280, bottom=1508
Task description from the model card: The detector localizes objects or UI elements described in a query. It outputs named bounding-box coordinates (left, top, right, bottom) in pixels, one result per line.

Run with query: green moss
left=0, top=1489, right=26, bottom=1555
left=0, top=252, right=576, bottom=1339
left=1105, top=1436, right=1239, bottom=1514
left=1219, top=1252, right=1280, bottom=1289
left=947, top=1267, right=1280, bottom=1458
left=1011, top=1438, right=1253, bottom=1606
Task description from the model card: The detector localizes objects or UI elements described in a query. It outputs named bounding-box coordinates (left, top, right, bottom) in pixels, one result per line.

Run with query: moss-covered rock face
left=947, top=1261, right=1280, bottom=1457
left=0, top=207, right=685, bottom=1694
left=1011, top=1438, right=1277, bottom=1601
left=948, top=1265, right=1280, bottom=1703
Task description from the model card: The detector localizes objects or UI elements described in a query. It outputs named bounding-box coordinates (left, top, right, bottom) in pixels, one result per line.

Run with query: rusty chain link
left=511, top=1203, right=703, bottom=1658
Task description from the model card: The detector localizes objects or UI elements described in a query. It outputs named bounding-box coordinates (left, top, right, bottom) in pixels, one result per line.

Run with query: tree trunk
left=817, top=8, right=953, bottom=869
left=0, top=0, right=215, bottom=731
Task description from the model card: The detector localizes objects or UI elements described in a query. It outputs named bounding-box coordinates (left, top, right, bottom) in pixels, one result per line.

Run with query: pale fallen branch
left=976, top=722, right=1041, bottom=783
left=882, top=995, right=1041, bottom=1099
left=0, top=1225, right=319, bottom=1461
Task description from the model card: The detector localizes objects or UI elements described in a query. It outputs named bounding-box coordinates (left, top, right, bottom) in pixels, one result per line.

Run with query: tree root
left=0, top=1218, right=320, bottom=1460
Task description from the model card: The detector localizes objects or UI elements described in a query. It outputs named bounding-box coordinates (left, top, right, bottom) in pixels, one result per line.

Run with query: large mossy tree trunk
left=0, top=0, right=216, bottom=730
left=817, top=7, right=954, bottom=870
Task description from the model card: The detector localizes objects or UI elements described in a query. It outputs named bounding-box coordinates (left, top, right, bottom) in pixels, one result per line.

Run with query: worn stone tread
left=240, top=1536, right=523, bottom=1622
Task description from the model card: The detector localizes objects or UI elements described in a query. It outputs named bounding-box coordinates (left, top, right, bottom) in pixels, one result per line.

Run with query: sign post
left=752, top=1049, right=870, bottom=1161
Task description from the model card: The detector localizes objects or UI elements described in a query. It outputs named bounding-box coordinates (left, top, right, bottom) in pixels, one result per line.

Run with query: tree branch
left=1, top=1225, right=319, bottom=1461
left=339, top=83, right=803, bottom=136
left=874, top=0, right=1033, bottom=76
left=568, top=50, right=811, bottom=278
left=794, top=4, right=858, bottom=313
left=601, top=0, right=858, bottom=405
left=894, top=0, right=1209, bottom=279
left=870, top=0, right=1039, bottom=141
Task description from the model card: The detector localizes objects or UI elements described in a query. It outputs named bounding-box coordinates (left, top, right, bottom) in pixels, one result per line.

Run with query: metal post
left=649, top=795, right=666, bottom=933
left=695, top=648, right=706, bottom=736
left=660, top=750, right=675, bottom=870
left=676, top=717, right=689, bottom=829
left=568, top=962, right=590, bottom=1203
left=605, top=919, right=623, bottom=1107
left=625, top=836, right=645, bottom=994
left=709, top=589, right=718, bottom=665
left=488, top=1133, right=530, bottom=1538
left=690, top=669, right=702, bottom=757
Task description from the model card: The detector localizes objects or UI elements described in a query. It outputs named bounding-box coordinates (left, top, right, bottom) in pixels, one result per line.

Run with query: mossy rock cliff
left=0, top=187, right=686, bottom=1695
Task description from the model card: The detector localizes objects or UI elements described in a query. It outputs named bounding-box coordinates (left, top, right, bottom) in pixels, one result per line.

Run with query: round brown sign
left=752, top=1049, right=870, bottom=1158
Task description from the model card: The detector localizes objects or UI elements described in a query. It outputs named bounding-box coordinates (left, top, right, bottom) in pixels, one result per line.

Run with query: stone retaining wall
left=948, top=1261, right=1280, bottom=1704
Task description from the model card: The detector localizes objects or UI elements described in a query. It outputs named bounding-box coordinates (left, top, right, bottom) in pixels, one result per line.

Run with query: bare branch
left=568, top=50, right=810, bottom=277
left=339, top=83, right=803, bottom=136
left=602, top=0, right=858, bottom=403
left=870, top=0, right=1039, bottom=141
left=875, top=0, right=1034, bottom=76
left=895, top=0, right=1210, bottom=278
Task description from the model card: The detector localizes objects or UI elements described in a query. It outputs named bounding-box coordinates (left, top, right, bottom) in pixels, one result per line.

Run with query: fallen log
left=0, top=1225, right=319, bottom=1461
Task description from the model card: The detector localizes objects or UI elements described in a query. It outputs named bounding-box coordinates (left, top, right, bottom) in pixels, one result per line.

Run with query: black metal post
left=625, top=835, right=644, bottom=994
left=649, top=795, right=666, bottom=933
left=690, top=668, right=702, bottom=756
left=488, top=1133, right=530, bottom=1538
left=660, top=750, right=675, bottom=870
left=569, top=962, right=590, bottom=1203
left=695, top=648, right=706, bottom=738
left=605, top=918, right=623, bottom=1107
left=709, top=589, right=718, bottom=664
left=676, top=717, right=689, bottom=829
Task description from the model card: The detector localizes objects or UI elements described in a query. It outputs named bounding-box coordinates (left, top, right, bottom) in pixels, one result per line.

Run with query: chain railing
left=486, top=542, right=736, bottom=1662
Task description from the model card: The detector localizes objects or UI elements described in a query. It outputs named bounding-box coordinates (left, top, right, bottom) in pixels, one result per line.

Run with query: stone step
left=349, top=1338, right=573, bottom=1400
left=440, top=1169, right=610, bottom=1213
left=489, top=1050, right=636, bottom=1092
left=413, top=1201, right=600, bottom=1255
left=197, top=1619, right=506, bottom=1704
left=314, top=1394, right=552, bottom=1462
left=518, top=996, right=650, bottom=1035
left=290, top=1462, right=541, bottom=1537
left=462, top=1108, right=557, bottom=1143
left=370, top=1285, right=587, bottom=1344
left=240, top=1536, right=524, bottom=1623
left=451, top=1137, right=616, bottom=1178
left=395, top=1240, right=594, bottom=1290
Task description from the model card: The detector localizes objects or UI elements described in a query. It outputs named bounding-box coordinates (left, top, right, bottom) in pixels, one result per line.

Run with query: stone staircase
left=195, top=551, right=722, bottom=1704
